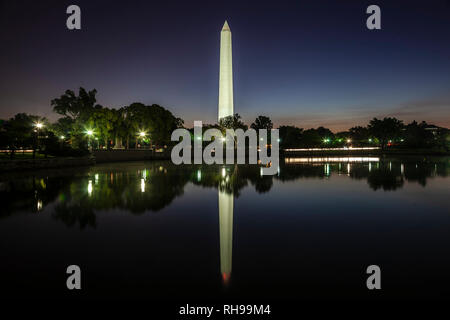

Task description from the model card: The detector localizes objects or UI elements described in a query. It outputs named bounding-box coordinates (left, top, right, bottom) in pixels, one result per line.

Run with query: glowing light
left=86, top=130, right=93, bottom=136
left=324, top=164, right=330, bottom=176
left=285, top=157, right=380, bottom=163
left=369, top=162, right=372, bottom=172
left=368, top=138, right=372, bottom=142
left=36, top=199, right=43, bottom=211
left=346, top=139, right=351, bottom=143
left=141, top=178, right=145, bottom=193
left=139, top=131, right=146, bottom=137
left=222, top=272, right=230, bottom=285
left=221, top=137, right=226, bottom=141
left=60, top=135, right=65, bottom=140
left=222, top=168, right=226, bottom=178
left=87, top=180, right=93, bottom=196
left=323, top=138, right=330, bottom=143
left=196, top=136, right=202, bottom=140
left=95, top=173, right=99, bottom=184
left=197, top=170, right=201, bottom=182
left=35, top=122, right=43, bottom=129
left=284, top=147, right=380, bottom=152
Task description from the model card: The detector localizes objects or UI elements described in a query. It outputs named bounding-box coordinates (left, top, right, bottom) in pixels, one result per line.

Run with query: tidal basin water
left=1, top=156, right=449, bottom=300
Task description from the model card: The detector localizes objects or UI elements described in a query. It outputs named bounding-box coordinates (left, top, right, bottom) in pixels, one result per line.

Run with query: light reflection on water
left=0, top=156, right=449, bottom=300
left=285, top=157, right=380, bottom=163
left=1, top=157, right=449, bottom=228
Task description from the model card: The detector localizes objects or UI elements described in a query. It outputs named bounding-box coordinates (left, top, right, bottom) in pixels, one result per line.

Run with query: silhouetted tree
left=349, top=126, right=371, bottom=143
left=300, top=127, right=333, bottom=147
left=368, top=117, right=403, bottom=150
left=278, top=125, right=303, bottom=148
left=219, top=113, right=248, bottom=131
left=403, top=121, right=434, bottom=148
left=250, top=116, right=273, bottom=131
left=3, top=113, right=47, bottom=158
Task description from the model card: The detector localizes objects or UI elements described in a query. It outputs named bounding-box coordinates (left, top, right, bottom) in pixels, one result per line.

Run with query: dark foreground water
left=0, top=156, right=449, bottom=301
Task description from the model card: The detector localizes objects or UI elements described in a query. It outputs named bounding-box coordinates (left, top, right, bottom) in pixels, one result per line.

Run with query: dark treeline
left=278, top=118, right=449, bottom=151
left=0, top=87, right=449, bottom=158
left=183, top=113, right=449, bottom=152
left=0, top=88, right=183, bottom=158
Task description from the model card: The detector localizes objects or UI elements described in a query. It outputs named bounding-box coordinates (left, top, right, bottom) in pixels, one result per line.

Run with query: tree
left=3, top=113, right=47, bottom=158
left=146, top=104, right=183, bottom=147
left=87, top=108, right=120, bottom=149
left=368, top=117, right=404, bottom=150
left=51, top=117, right=74, bottom=139
left=51, top=88, right=100, bottom=121
left=51, top=88, right=102, bottom=149
left=250, top=115, right=273, bottom=141
left=299, top=127, right=333, bottom=147
left=121, top=103, right=183, bottom=149
left=403, top=121, right=434, bottom=148
left=250, top=116, right=273, bottom=131
left=349, top=126, right=370, bottom=143
left=278, top=125, right=303, bottom=148
left=219, top=113, right=248, bottom=131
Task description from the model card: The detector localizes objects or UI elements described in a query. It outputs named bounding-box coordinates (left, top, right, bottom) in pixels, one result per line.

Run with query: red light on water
left=222, top=272, right=230, bottom=285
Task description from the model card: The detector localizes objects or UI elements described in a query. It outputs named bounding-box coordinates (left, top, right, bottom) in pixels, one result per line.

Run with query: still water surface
left=1, top=156, right=449, bottom=300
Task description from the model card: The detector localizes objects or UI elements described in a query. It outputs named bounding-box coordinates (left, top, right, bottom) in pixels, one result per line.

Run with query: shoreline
left=282, top=148, right=449, bottom=157
left=1, top=149, right=448, bottom=173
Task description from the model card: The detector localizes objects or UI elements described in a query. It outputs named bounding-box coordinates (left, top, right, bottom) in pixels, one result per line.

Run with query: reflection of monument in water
left=218, top=189, right=233, bottom=285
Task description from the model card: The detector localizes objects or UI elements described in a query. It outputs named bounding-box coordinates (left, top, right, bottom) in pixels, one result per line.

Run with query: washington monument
left=218, top=21, right=234, bottom=120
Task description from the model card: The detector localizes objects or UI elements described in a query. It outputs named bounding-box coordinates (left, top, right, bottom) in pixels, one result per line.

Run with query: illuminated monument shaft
left=218, top=21, right=234, bottom=120
left=219, top=190, right=233, bottom=284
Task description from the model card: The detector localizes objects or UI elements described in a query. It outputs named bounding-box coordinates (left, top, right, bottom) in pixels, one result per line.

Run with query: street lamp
left=137, top=131, right=147, bottom=148
left=86, top=130, right=94, bottom=151
left=34, top=122, right=44, bottom=157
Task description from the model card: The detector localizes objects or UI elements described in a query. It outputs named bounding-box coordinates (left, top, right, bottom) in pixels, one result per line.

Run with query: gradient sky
left=1, top=0, right=449, bottom=131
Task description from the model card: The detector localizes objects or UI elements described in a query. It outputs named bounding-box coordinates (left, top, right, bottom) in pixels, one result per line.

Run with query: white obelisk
left=218, top=21, right=234, bottom=121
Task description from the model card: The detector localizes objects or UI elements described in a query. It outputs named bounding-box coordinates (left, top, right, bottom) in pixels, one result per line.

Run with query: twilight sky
left=1, top=0, right=449, bottom=131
